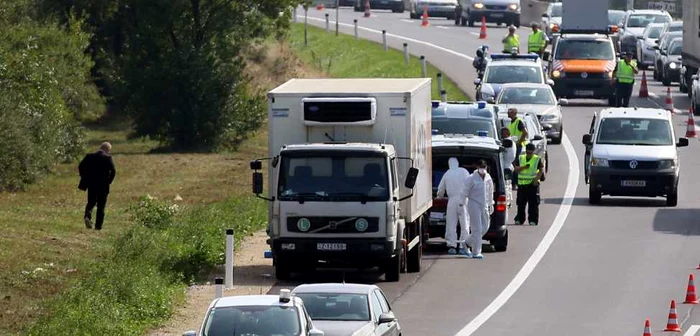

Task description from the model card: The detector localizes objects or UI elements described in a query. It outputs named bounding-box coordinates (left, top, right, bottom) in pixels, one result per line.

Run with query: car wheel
left=492, top=230, right=508, bottom=252
left=468, top=18, right=475, bottom=27
left=551, top=134, right=562, bottom=145
left=461, top=16, right=467, bottom=26
left=662, top=70, right=671, bottom=86
left=694, top=101, right=699, bottom=116
left=666, top=190, right=678, bottom=207
left=455, top=14, right=461, bottom=25
left=588, top=184, right=601, bottom=205
left=514, top=17, right=520, bottom=28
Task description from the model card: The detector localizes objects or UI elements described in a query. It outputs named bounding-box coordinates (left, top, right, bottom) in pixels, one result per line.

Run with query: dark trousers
left=85, top=188, right=109, bottom=230
left=615, top=81, right=634, bottom=107
left=511, top=145, right=523, bottom=187
left=515, top=183, right=540, bottom=224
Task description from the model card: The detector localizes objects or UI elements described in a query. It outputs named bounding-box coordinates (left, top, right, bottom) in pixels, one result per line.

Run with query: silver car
left=292, top=283, right=400, bottom=336
left=541, top=2, right=562, bottom=37
left=409, top=0, right=458, bottom=19
left=495, top=83, right=567, bottom=144
left=498, top=112, right=549, bottom=173
left=691, top=69, right=700, bottom=115
left=636, top=23, right=664, bottom=70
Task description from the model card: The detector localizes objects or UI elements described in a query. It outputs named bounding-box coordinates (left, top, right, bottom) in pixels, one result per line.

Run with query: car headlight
left=508, top=3, right=518, bottom=10
left=658, top=159, right=677, bottom=169
left=473, top=3, right=484, bottom=9
left=591, top=157, right=609, bottom=167
left=669, top=62, right=677, bottom=69
left=551, top=70, right=563, bottom=78
left=481, top=91, right=494, bottom=99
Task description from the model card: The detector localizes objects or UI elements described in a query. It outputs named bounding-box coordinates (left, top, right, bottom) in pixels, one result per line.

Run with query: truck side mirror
left=252, top=172, right=264, bottom=194
left=582, top=134, right=592, bottom=145
left=404, top=167, right=419, bottom=189
left=250, top=160, right=262, bottom=170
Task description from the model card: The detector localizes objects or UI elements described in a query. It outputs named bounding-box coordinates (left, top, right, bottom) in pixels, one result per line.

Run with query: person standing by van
left=513, top=143, right=543, bottom=226
left=612, top=52, right=639, bottom=107
left=463, top=160, right=494, bottom=259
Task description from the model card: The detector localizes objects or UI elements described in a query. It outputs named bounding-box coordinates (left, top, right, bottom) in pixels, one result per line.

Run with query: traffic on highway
left=185, top=0, right=700, bottom=335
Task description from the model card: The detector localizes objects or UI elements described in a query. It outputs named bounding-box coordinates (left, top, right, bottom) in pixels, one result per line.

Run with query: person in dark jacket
left=78, top=142, right=116, bottom=230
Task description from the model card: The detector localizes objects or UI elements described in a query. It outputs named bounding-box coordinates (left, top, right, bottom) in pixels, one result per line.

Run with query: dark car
left=653, top=31, right=682, bottom=81
left=456, top=0, right=520, bottom=27
left=658, top=37, right=682, bottom=86
left=355, top=0, right=405, bottom=12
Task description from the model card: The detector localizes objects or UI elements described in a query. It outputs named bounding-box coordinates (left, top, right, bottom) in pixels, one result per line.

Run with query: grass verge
left=1, top=22, right=470, bottom=336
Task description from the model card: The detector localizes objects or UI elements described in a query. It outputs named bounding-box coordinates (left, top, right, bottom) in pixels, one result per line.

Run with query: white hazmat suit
left=464, top=169, right=495, bottom=258
left=436, top=157, right=470, bottom=250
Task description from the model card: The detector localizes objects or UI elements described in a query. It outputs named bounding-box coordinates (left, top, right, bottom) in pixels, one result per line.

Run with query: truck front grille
left=287, top=216, right=380, bottom=233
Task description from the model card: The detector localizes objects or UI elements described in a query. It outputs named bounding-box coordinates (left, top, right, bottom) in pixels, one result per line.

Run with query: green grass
left=0, top=22, right=471, bottom=336
left=287, top=23, right=470, bottom=101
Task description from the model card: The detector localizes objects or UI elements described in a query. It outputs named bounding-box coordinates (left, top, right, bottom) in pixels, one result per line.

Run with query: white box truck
left=680, top=0, right=700, bottom=95
left=250, top=78, right=432, bottom=282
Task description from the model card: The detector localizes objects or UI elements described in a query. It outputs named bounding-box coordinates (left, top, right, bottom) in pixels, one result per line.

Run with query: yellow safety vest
left=616, top=60, right=636, bottom=84
left=528, top=31, right=546, bottom=53
left=518, top=154, right=540, bottom=185
left=508, top=118, right=527, bottom=146
left=503, top=34, right=520, bottom=53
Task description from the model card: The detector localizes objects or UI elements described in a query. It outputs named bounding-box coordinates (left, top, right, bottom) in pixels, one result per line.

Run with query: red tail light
left=496, top=195, right=507, bottom=212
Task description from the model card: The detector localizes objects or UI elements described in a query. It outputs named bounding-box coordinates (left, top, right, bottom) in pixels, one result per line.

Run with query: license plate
left=381, top=0, right=388, bottom=3
left=621, top=180, right=646, bottom=187
left=575, top=90, right=595, bottom=96
left=317, top=243, right=346, bottom=251
left=430, top=212, right=445, bottom=220
left=491, top=13, right=504, bottom=18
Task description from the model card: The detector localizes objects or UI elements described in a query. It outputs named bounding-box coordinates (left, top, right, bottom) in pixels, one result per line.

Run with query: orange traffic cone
left=665, top=87, right=674, bottom=114
left=687, top=106, right=697, bottom=138
left=664, top=300, right=682, bottom=332
left=316, top=3, right=324, bottom=10
left=478, top=16, right=487, bottom=39
left=684, top=274, right=699, bottom=304
left=639, top=71, right=649, bottom=98
left=363, top=0, right=370, bottom=17
left=643, top=319, right=652, bottom=336
left=421, top=6, right=429, bottom=27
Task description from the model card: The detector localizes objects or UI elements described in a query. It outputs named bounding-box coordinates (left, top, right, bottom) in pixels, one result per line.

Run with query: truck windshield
left=203, top=306, right=300, bottom=336
left=278, top=153, right=390, bottom=202
left=596, top=118, right=673, bottom=146
left=432, top=118, right=495, bottom=138
left=554, top=39, right=614, bottom=60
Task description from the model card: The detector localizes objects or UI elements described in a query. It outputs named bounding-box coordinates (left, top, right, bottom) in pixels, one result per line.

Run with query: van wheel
left=588, top=184, right=601, bottom=205
left=666, top=190, right=678, bottom=207
left=492, top=231, right=508, bottom=252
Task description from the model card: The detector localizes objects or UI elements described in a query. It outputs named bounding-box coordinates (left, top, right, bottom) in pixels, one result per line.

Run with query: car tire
left=545, top=152, right=549, bottom=173
left=608, top=95, right=616, bottom=107
left=274, top=257, right=292, bottom=281
left=551, top=134, right=562, bottom=145
left=492, top=230, right=508, bottom=252
left=514, top=17, right=520, bottom=28
left=455, top=14, right=460, bottom=25
left=461, top=16, right=467, bottom=26
left=694, top=101, right=699, bottom=116
left=666, top=190, right=678, bottom=207
left=588, top=184, right=601, bottom=205
left=662, top=71, right=671, bottom=86
left=468, top=18, right=475, bottom=27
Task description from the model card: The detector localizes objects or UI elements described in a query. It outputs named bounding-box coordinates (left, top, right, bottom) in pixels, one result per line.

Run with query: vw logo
left=581, top=72, right=588, bottom=79
left=629, top=160, right=638, bottom=169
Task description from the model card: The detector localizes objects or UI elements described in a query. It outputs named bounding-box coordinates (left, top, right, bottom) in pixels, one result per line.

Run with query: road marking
left=453, top=133, right=579, bottom=336
left=436, top=26, right=449, bottom=30
left=299, top=14, right=580, bottom=335
left=400, top=19, right=413, bottom=23
left=299, top=15, right=474, bottom=61
left=684, top=325, right=700, bottom=336
left=469, top=32, right=479, bottom=36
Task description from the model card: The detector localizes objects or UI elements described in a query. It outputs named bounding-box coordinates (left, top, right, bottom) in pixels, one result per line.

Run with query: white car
left=474, top=53, right=553, bottom=103
left=495, top=83, right=567, bottom=144
left=183, top=289, right=324, bottom=336
left=692, top=69, right=700, bottom=115
left=636, top=22, right=664, bottom=70
left=292, top=283, right=401, bottom=336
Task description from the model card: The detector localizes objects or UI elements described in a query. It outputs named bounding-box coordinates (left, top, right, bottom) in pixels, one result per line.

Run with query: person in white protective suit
left=436, top=157, right=471, bottom=255
left=464, top=159, right=495, bottom=259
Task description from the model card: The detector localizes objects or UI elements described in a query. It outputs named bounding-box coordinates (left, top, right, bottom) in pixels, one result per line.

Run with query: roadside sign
left=647, top=1, right=677, bottom=13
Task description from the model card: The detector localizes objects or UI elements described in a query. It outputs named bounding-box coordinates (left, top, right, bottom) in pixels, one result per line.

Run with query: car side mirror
left=542, top=13, right=549, bottom=18
left=661, top=51, right=667, bottom=56
left=582, top=134, right=592, bottom=145
left=486, top=97, right=495, bottom=103
left=473, top=78, right=482, bottom=86
left=558, top=98, right=568, bottom=105
left=637, top=35, right=644, bottom=39
left=309, top=328, right=325, bottom=336
left=677, top=138, right=689, bottom=147
left=404, top=167, right=419, bottom=189
left=546, top=79, right=555, bottom=86
left=542, top=125, right=552, bottom=131
left=655, top=39, right=660, bottom=44
left=533, top=135, right=544, bottom=141
left=692, top=75, right=699, bottom=80
left=502, top=138, right=513, bottom=148
left=378, top=312, right=397, bottom=324
left=183, top=331, right=196, bottom=336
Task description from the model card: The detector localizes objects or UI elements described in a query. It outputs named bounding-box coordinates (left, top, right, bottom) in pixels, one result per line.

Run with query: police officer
left=513, top=143, right=544, bottom=226
left=502, top=25, right=520, bottom=54
left=612, top=52, right=639, bottom=107
left=527, top=22, right=548, bottom=57
left=507, top=108, right=528, bottom=189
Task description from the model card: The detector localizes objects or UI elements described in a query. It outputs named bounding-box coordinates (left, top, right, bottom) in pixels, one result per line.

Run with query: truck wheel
left=588, top=184, right=601, bottom=205
left=666, top=190, right=678, bottom=207
left=461, top=16, right=467, bottom=26
left=608, top=95, right=616, bottom=107
left=275, top=257, right=292, bottom=281
left=407, top=221, right=423, bottom=273
left=492, top=230, right=508, bottom=252
left=384, top=246, right=402, bottom=282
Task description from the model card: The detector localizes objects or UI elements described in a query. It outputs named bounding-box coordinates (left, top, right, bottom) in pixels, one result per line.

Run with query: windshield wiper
left=330, top=192, right=369, bottom=204
left=283, top=192, right=326, bottom=204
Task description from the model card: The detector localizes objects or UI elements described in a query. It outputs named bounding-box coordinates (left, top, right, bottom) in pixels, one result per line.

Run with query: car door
left=373, top=289, right=400, bottom=336
left=583, top=113, right=597, bottom=184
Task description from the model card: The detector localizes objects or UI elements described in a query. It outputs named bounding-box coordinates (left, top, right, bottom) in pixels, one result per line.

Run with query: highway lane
left=295, top=6, right=700, bottom=335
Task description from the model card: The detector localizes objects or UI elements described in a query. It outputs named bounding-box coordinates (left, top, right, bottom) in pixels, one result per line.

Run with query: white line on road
left=436, top=26, right=449, bottom=30
left=453, top=132, right=580, bottom=336
left=684, top=325, right=700, bottom=336
left=299, top=15, right=580, bottom=335
left=400, top=19, right=413, bottom=23
left=469, top=32, right=479, bottom=36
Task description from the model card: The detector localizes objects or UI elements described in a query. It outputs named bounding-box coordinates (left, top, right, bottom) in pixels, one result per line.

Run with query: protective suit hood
left=448, top=157, right=459, bottom=169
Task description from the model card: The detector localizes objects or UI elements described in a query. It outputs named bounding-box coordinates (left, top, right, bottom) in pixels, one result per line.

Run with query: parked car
left=431, top=101, right=501, bottom=141
left=541, top=2, right=562, bottom=37
left=355, top=0, right=405, bottom=13
left=618, top=9, right=672, bottom=59
left=636, top=22, right=665, bottom=70
left=292, top=283, right=400, bottom=336
left=409, top=0, right=457, bottom=19
left=475, top=53, right=552, bottom=102
left=658, top=37, right=683, bottom=86
left=455, top=0, right=520, bottom=27
left=653, top=31, right=682, bottom=80
left=495, top=83, right=567, bottom=144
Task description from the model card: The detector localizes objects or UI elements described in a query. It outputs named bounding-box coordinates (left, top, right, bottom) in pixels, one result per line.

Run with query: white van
left=582, top=108, right=689, bottom=206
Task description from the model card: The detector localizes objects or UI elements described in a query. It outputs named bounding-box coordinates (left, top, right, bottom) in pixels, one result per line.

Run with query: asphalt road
left=268, top=7, right=700, bottom=335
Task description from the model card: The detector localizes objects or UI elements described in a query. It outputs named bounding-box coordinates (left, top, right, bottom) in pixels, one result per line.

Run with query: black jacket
left=78, top=150, right=116, bottom=192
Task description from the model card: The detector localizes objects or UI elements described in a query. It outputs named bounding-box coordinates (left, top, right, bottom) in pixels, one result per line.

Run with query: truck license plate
left=621, top=180, right=646, bottom=187
left=317, top=243, right=346, bottom=251
left=430, top=212, right=445, bottom=220
left=575, top=90, right=594, bottom=96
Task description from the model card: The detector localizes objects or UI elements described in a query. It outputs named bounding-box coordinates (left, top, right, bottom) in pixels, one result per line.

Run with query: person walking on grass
left=78, top=142, right=116, bottom=230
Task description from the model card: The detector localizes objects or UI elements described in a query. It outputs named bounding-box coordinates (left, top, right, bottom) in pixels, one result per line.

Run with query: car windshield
left=295, top=293, right=370, bottom=321
left=497, top=87, right=555, bottom=105
left=668, top=24, right=683, bottom=32
left=596, top=118, right=673, bottom=145
left=484, top=65, right=542, bottom=84
left=554, top=39, right=614, bottom=60
left=432, top=118, right=495, bottom=138
left=550, top=4, right=562, bottom=17
left=203, top=306, right=300, bottom=336
left=608, top=11, right=625, bottom=26
left=626, top=14, right=670, bottom=28
left=669, top=42, right=682, bottom=55
left=646, top=26, right=663, bottom=39
left=278, top=153, right=390, bottom=202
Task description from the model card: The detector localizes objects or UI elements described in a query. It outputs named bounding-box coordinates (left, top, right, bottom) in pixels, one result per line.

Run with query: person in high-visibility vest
left=612, top=52, right=639, bottom=107
left=527, top=22, right=548, bottom=57
left=501, top=25, right=520, bottom=54
left=507, top=108, right=528, bottom=189
left=513, top=143, right=544, bottom=226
